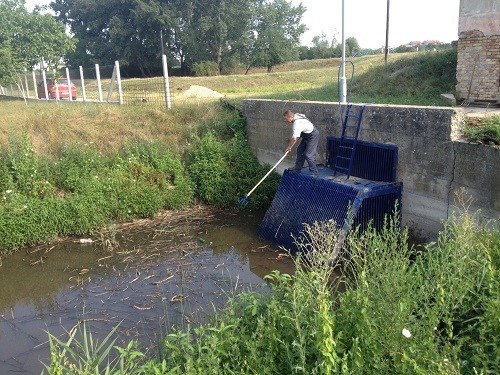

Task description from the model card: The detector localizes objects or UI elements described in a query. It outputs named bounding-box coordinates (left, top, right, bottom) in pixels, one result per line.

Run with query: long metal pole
left=385, top=0, right=390, bottom=64
left=115, top=60, right=123, bottom=105
left=339, top=0, right=347, bottom=103
left=162, top=54, right=172, bottom=109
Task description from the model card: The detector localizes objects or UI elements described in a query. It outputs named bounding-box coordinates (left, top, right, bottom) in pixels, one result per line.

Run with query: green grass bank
left=0, top=102, right=280, bottom=254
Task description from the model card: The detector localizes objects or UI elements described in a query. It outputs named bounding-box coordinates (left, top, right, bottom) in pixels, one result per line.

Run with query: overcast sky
left=291, top=0, right=460, bottom=48
left=26, top=0, right=460, bottom=49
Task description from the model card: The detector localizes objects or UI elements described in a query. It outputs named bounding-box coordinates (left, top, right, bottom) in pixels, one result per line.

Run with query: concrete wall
left=243, top=99, right=499, bottom=241
left=456, top=0, right=500, bottom=103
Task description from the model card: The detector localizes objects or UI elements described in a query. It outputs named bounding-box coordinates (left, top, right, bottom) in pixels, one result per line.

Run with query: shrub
left=192, top=60, right=220, bottom=76
left=0, top=194, right=63, bottom=250
left=0, top=137, right=195, bottom=254
left=187, top=113, right=280, bottom=208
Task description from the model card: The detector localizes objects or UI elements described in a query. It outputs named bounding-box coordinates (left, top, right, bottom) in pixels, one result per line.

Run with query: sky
left=26, top=0, right=460, bottom=49
left=290, top=0, right=460, bottom=48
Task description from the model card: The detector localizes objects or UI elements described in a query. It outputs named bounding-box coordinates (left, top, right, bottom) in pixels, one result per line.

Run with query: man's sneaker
left=311, top=172, right=318, bottom=178
left=288, top=166, right=302, bottom=173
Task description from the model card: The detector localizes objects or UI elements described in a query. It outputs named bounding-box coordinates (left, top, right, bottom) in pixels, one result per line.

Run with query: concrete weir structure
left=242, top=99, right=499, bottom=241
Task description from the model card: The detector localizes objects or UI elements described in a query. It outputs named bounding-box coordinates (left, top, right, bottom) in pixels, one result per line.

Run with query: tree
left=310, top=33, right=333, bottom=59
left=194, top=0, right=254, bottom=73
left=51, top=0, right=305, bottom=76
left=345, top=37, right=359, bottom=57
left=245, top=0, right=305, bottom=73
left=0, top=0, right=74, bottom=84
left=52, top=0, right=172, bottom=76
left=165, top=0, right=254, bottom=75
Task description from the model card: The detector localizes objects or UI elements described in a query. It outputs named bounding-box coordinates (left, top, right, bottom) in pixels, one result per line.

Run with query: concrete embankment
left=243, top=99, right=499, bottom=240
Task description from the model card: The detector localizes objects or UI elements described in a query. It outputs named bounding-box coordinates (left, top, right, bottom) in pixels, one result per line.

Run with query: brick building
left=455, top=0, right=499, bottom=105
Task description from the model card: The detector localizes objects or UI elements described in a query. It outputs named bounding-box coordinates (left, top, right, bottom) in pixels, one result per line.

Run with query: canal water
left=0, top=205, right=295, bottom=374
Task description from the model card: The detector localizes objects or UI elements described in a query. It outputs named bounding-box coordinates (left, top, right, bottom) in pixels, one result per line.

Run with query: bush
left=187, top=118, right=280, bottom=208
left=192, top=60, right=220, bottom=77
left=0, top=137, right=195, bottom=254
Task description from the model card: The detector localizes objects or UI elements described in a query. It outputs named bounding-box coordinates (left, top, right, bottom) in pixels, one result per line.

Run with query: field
left=1, top=50, right=460, bottom=155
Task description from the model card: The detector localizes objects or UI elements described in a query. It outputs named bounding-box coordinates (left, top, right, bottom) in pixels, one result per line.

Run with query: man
left=283, top=109, right=319, bottom=177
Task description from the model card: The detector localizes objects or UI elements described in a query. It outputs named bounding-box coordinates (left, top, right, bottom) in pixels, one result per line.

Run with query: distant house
left=406, top=41, right=421, bottom=48
left=421, top=40, right=443, bottom=46
left=456, top=0, right=500, bottom=105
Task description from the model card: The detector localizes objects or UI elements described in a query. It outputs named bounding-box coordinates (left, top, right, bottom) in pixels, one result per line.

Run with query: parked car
left=37, top=78, right=77, bottom=100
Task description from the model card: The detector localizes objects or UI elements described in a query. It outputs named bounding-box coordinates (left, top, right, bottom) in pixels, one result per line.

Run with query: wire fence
left=0, top=57, right=182, bottom=108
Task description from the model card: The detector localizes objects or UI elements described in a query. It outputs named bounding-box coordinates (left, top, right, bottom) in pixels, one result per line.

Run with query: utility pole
left=339, top=0, right=347, bottom=103
left=384, top=0, right=390, bottom=64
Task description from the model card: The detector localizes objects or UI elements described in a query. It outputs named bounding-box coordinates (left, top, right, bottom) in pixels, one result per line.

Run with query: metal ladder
left=333, top=104, right=365, bottom=178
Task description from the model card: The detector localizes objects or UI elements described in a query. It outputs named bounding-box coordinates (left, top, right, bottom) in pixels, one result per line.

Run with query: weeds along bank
left=0, top=100, right=279, bottom=255
left=45, top=210, right=499, bottom=374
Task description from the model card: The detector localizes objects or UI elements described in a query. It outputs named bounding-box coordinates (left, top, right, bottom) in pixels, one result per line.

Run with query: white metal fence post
left=65, top=67, right=73, bottom=101
left=115, top=60, right=123, bottom=105
left=24, top=74, right=29, bottom=98
left=162, top=54, right=172, bottom=109
left=32, top=71, right=37, bottom=99
left=41, top=69, right=49, bottom=100
left=95, top=64, right=103, bottom=102
left=79, top=65, right=87, bottom=102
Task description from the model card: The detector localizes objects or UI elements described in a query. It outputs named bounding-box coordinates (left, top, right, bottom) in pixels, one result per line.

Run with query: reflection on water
left=0, top=206, right=295, bottom=374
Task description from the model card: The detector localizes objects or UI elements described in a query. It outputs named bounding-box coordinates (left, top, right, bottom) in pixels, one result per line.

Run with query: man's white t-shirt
left=292, top=113, right=314, bottom=138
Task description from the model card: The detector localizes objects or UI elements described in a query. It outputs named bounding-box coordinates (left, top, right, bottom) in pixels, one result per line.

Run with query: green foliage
left=52, top=0, right=306, bottom=76
left=192, top=61, right=220, bottom=77
left=0, top=0, right=75, bottom=75
left=43, top=320, right=146, bottom=375
left=6, top=132, right=56, bottom=198
left=45, top=208, right=498, bottom=374
left=462, top=115, right=500, bottom=145
left=0, top=135, right=197, bottom=254
left=187, top=113, right=280, bottom=208
left=246, top=0, right=306, bottom=72
left=351, top=48, right=457, bottom=106
left=0, top=193, right=62, bottom=249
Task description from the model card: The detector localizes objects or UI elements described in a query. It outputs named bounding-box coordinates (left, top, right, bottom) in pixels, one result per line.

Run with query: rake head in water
left=238, top=194, right=249, bottom=207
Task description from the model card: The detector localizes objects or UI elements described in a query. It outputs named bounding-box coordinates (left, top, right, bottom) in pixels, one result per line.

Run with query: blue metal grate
left=327, top=137, right=398, bottom=182
left=258, top=169, right=402, bottom=253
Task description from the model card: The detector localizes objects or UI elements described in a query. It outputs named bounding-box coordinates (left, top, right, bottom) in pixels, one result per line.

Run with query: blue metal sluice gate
left=258, top=138, right=402, bottom=253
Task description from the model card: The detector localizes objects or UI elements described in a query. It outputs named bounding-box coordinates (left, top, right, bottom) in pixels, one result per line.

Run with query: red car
left=38, top=78, right=77, bottom=100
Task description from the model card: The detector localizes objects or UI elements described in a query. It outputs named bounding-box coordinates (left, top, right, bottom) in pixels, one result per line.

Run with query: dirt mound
left=177, top=85, right=224, bottom=99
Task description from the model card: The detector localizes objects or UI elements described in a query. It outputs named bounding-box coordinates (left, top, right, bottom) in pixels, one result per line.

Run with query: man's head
left=283, top=110, right=295, bottom=123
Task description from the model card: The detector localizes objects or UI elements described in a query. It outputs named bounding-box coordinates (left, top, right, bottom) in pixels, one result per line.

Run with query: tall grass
left=0, top=103, right=281, bottom=254
left=44, top=205, right=499, bottom=374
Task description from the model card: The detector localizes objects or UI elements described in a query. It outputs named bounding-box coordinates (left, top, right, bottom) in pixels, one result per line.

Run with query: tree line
left=50, top=0, right=309, bottom=77
left=1, top=0, right=452, bottom=83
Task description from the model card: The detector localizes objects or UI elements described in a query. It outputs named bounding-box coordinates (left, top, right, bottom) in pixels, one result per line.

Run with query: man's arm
left=286, top=137, right=298, bottom=153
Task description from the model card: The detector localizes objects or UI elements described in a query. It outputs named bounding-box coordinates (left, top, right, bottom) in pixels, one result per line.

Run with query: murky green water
left=0, top=206, right=294, bottom=374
